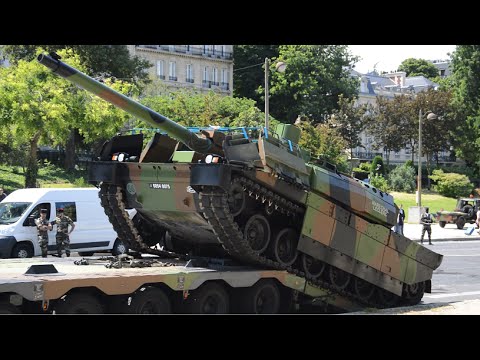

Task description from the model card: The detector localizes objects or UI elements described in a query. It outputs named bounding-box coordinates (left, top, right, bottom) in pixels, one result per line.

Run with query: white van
left=0, top=188, right=128, bottom=258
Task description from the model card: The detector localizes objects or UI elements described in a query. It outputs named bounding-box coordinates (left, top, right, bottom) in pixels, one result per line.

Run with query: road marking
left=424, top=290, right=480, bottom=299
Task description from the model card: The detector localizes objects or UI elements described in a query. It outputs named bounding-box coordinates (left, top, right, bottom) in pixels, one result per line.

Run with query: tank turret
left=38, top=53, right=443, bottom=308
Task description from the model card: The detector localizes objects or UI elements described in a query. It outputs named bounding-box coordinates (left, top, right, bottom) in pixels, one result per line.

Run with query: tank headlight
left=118, top=153, right=126, bottom=162
left=205, top=154, right=214, bottom=164
left=112, top=152, right=129, bottom=162
left=205, top=154, right=221, bottom=164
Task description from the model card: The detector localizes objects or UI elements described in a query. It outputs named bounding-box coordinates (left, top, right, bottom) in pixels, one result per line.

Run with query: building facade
left=128, top=45, right=234, bottom=96
left=429, top=59, right=451, bottom=78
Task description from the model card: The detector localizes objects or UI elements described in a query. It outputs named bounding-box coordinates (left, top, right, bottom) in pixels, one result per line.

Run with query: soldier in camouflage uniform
left=53, top=208, right=75, bottom=257
left=35, top=209, right=52, bottom=257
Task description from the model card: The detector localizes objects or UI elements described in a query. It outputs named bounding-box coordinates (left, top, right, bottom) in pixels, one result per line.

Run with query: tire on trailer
left=127, top=286, right=171, bottom=314
left=54, top=292, right=104, bottom=314
left=439, top=221, right=446, bottom=228
left=183, top=282, right=229, bottom=314
left=0, top=301, right=20, bottom=314
left=456, top=216, right=466, bottom=229
left=233, top=279, right=281, bottom=314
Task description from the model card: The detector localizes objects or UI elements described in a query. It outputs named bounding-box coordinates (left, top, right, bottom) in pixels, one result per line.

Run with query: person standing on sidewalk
left=395, top=204, right=405, bottom=235
left=420, top=207, right=433, bottom=245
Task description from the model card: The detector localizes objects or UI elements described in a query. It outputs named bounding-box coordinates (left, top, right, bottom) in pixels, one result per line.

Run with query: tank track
left=98, top=184, right=181, bottom=259
left=198, top=175, right=387, bottom=308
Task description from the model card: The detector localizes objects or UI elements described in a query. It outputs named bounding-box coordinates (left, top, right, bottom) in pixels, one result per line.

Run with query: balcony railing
left=157, top=75, right=165, bottom=80
left=169, top=76, right=177, bottom=81
left=136, top=46, right=233, bottom=60
left=202, top=80, right=211, bottom=88
left=353, top=152, right=383, bottom=160
left=185, top=78, right=194, bottom=83
left=220, top=82, right=229, bottom=90
left=211, top=81, right=219, bottom=86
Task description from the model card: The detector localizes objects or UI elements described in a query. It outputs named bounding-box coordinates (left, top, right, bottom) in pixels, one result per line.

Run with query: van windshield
left=0, top=202, right=32, bottom=225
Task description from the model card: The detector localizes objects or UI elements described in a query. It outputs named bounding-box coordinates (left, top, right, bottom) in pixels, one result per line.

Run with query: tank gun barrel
left=37, top=53, right=213, bottom=154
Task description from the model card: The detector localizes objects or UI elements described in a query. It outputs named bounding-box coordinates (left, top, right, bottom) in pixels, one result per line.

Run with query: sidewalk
left=401, top=223, right=480, bottom=242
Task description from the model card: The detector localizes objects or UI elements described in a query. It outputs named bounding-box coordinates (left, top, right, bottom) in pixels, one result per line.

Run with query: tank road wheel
left=329, top=267, right=351, bottom=291
left=227, top=182, right=246, bottom=217
left=301, top=253, right=326, bottom=280
left=376, top=288, right=399, bottom=308
left=244, top=215, right=271, bottom=254
left=127, top=286, right=171, bottom=314
left=184, top=282, right=229, bottom=314
left=439, top=221, right=446, bottom=228
left=402, top=281, right=426, bottom=306
left=353, top=278, right=375, bottom=303
left=54, top=292, right=104, bottom=314
left=456, top=217, right=466, bottom=229
left=234, top=279, right=281, bottom=314
left=273, top=228, right=299, bottom=267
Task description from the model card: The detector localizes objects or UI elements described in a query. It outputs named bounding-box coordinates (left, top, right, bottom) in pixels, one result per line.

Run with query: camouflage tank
left=38, top=53, right=443, bottom=308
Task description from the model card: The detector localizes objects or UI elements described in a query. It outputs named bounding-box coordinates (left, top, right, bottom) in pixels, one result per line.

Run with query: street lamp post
left=264, top=58, right=286, bottom=131
left=417, top=109, right=437, bottom=210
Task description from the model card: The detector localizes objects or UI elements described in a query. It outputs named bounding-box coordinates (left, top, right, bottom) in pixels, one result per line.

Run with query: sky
left=348, top=45, right=456, bottom=74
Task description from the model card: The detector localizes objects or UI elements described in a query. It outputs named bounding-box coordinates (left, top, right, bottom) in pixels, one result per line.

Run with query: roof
left=404, top=76, right=438, bottom=88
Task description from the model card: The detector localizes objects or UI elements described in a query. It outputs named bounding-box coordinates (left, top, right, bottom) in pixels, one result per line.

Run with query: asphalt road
left=420, top=239, right=480, bottom=304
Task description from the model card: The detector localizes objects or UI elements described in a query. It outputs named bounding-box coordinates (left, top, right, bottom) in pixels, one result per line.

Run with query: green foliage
left=268, top=45, right=359, bottom=123
left=450, top=45, right=480, bottom=170
left=296, top=120, right=349, bottom=170
left=370, top=156, right=385, bottom=176
left=1, top=45, right=151, bottom=86
left=140, top=90, right=268, bottom=129
left=369, top=174, right=389, bottom=192
left=429, top=169, right=473, bottom=198
left=233, top=45, right=280, bottom=107
left=397, top=58, right=440, bottom=79
left=352, top=169, right=369, bottom=180
left=388, top=164, right=416, bottom=193
left=329, top=95, right=372, bottom=155
left=359, top=162, right=372, bottom=171
left=405, top=160, right=415, bottom=169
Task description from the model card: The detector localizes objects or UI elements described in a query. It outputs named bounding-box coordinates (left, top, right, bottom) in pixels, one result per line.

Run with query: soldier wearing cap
left=52, top=208, right=75, bottom=257
left=35, top=209, right=52, bottom=257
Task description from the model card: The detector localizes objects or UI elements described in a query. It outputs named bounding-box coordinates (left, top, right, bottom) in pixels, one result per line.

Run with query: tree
left=398, top=58, right=439, bottom=80
left=329, top=95, right=372, bottom=159
left=296, top=120, right=349, bottom=172
left=0, top=49, right=133, bottom=186
left=1, top=45, right=151, bottom=83
left=450, top=45, right=480, bottom=172
left=370, top=155, right=385, bottom=177
left=139, top=89, right=269, bottom=129
left=368, top=95, right=414, bottom=165
left=1, top=45, right=151, bottom=170
left=233, top=45, right=279, bottom=109
left=268, top=45, right=359, bottom=123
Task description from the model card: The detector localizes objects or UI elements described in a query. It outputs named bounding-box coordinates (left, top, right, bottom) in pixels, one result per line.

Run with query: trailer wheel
left=439, top=221, right=446, bottom=228
left=457, top=217, right=466, bottom=229
left=128, top=287, right=171, bottom=314
left=0, top=301, right=20, bottom=314
left=184, top=282, right=229, bottom=314
left=55, top=292, right=104, bottom=314
left=234, top=279, right=281, bottom=314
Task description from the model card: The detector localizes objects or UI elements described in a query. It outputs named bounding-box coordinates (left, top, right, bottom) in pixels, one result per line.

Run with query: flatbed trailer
left=0, top=256, right=367, bottom=314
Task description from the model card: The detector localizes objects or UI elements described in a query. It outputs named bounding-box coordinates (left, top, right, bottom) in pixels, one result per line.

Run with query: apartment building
left=127, top=45, right=233, bottom=96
